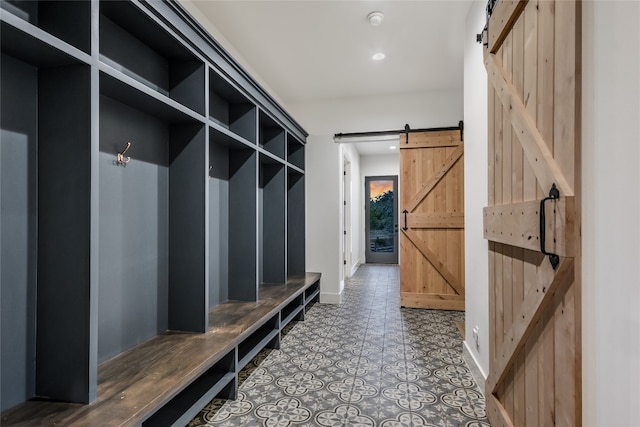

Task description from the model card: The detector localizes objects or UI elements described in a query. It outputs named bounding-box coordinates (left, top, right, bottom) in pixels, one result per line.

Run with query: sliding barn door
left=482, top=0, right=581, bottom=425
left=400, top=130, right=464, bottom=310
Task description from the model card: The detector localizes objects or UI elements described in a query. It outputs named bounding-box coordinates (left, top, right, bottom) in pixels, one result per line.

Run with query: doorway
left=343, top=161, right=352, bottom=277
left=365, top=176, right=398, bottom=264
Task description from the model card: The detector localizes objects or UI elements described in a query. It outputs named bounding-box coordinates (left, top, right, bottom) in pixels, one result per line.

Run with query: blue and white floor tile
left=189, top=264, right=489, bottom=427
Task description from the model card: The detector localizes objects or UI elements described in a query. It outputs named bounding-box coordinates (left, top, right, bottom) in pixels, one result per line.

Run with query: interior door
left=399, top=130, right=464, bottom=310
left=482, top=0, right=581, bottom=425
left=365, top=176, right=398, bottom=264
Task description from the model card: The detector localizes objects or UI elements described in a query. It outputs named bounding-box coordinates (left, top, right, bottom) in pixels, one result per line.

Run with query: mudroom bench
left=1, top=274, right=321, bottom=426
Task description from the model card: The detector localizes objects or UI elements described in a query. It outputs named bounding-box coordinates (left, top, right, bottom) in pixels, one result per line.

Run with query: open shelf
left=142, top=349, right=236, bottom=427
left=209, top=68, right=256, bottom=143
left=259, top=155, right=286, bottom=285
left=281, top=294, right=305, bottom=327
left=0, top=0, right=91, bottom=54
left=305, top=280, right=321, bottom=306
left=209, top=127, right=257, bottom=307
left=237, top=314, right=280, bottom=370
left=99, top=0, right=205, bottom=115
left=259, top=111, right=285, bottom=160
left=287, top=169, right=306, bottom=279
left=287, top=133, right=305, bottom=170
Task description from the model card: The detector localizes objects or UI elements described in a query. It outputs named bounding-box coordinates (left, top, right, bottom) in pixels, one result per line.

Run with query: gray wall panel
left=36, top=64, right=92, bottom=403
left=0, top=54, right=37, bottom=411
left=288, top=173, right=305, bottom=277
left=261, top=165, right=285, bottom=284
left=209, top=141, right=230, bottom=307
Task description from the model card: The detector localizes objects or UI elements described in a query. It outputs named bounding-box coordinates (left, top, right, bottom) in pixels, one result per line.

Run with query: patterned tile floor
left=189, top=264, right=489, bottom=427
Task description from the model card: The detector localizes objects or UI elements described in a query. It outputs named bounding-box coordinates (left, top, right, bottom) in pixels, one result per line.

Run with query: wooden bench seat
left=1, top=273, right=321, bottom=427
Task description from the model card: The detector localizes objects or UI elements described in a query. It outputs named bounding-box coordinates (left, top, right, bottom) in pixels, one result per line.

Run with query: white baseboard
left=320, top=291, right=343, bottom=304
left=350, top=260, right=361, bottom=277
left=463, top=340, right=487, bottom=390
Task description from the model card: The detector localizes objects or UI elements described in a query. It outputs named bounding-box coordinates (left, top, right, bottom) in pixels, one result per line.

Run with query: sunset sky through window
left=369, top=180, right=393, bottom=200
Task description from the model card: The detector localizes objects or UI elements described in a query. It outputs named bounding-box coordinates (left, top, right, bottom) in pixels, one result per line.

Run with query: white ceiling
left=186, top=0, right=472, bottom=153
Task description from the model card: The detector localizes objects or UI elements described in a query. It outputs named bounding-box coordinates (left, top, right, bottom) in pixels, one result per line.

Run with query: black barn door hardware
left=539, top=183, right=560, bottom=270
left=402, top=210, right=408, bottom=231
left=404, top=124, right=411, bottom=144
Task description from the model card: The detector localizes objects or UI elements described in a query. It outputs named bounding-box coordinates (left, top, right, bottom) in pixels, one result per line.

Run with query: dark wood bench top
left=1, top=273, right=321, bottom=426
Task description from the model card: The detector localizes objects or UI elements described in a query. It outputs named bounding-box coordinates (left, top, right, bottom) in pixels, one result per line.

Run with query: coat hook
left=117, top=142, right=132, bottom=165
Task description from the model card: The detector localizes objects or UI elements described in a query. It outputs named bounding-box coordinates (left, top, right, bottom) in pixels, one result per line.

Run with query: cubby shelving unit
left=259, top=154, right=286, bottom=285
left=0, top=0, right=318, bottom=424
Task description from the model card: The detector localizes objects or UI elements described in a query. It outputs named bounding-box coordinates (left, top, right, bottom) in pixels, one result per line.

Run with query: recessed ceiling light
left=389, top=146, right=396, bottom=150
left=368, top=11, right=384, bottom=26
left=372, top=52, right=386, bottom=61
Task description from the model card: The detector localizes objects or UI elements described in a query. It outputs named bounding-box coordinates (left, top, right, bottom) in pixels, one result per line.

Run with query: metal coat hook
left=116, top=142, right=132, bottom=165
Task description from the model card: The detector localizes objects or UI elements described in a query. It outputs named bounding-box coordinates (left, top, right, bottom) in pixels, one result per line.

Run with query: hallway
left=189, top=265, right=488, bottom=426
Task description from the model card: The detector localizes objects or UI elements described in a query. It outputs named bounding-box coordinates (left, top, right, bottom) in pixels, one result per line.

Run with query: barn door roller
left=539, top=183, right=560, bottom=269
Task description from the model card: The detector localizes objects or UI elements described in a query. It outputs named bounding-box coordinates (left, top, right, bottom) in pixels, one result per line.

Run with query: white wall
left=291, top=91, right=462, bottom=302
left=288, top=90, right=462, bottom=136
left=360, top=154, right=401, bottom=264
left=305, top=136, right=343, bottom=302
left=582, top=2, right=640, bottom=425
left=462, top=1, right=490, bottom=378
left=178, top=0, right=285, bottom=106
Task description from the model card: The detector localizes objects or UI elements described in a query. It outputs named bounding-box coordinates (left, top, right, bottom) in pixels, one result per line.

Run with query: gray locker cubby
left=209, top=128, right=257, bottom=306
left=259, top=154, right=286, bottom=285
left=1, top=0, right=313, bottom=422
left=259, top=111, right=286, bottom=160
left=209, top=68, right=256, bottom=143
left=0, top=0, right=91, bottom=54
left=287, top=133, right=305, bottom=170
left=99, top=0, right=206, bottom=115
left=288, top=169, right=306, bottom=279
left=0, top=34, right=92, bottom=409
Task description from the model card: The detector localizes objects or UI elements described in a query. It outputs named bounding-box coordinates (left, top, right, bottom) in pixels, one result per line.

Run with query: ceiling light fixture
left=367, top=11, right=384, bottom=26
left=372, top=52, right=385, bottom=61
left=389, top=146, right=396, bottom=150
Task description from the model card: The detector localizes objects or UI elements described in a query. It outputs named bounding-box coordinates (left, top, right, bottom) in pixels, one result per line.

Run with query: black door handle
left=402, top=210, right=408, bottom=231
left=540, top=183, right=560, bottom=270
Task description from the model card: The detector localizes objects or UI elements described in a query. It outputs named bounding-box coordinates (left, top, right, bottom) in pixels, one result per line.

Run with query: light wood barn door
left=482, top=0, right=581, bottom=426
left=399, top=130, right=464, bottom=310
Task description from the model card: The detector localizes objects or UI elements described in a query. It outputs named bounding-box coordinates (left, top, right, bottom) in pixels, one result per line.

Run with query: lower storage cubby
left=142, top=350, right=236, bottom=427
left=305, top=280, right=321, bottom=306
left=281, top=295, right=305, bottom=327
left=237, top=314, right=280, bottom=370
